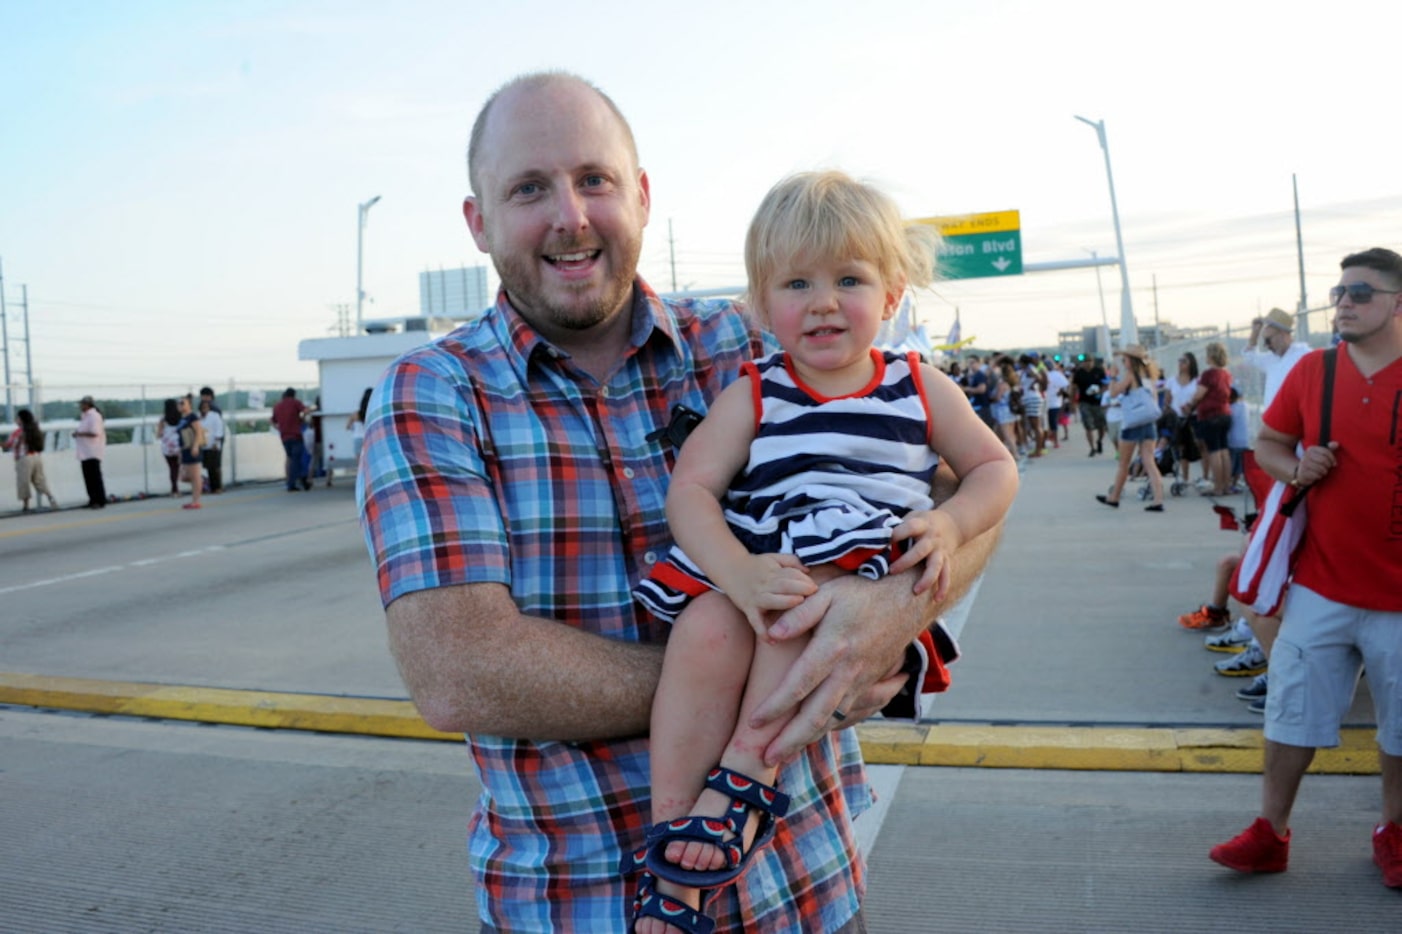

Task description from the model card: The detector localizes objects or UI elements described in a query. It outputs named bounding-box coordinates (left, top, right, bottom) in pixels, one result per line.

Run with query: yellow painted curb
left=0, top=672, right=460, bottom=743
left=854, top=720, right=1379, bottom=774
left=0, top=672, right=1382, bottom=774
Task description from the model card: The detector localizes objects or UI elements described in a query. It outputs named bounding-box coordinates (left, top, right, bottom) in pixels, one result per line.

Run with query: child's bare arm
left=665, top=377, right=817, bottom=632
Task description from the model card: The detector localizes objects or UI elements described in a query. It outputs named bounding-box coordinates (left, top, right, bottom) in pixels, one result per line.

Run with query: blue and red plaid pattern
left=358, top=281, right=871, bottom=931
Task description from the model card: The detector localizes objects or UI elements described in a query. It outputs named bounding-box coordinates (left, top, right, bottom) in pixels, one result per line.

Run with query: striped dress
left=636, top=349, right=940, bottom=623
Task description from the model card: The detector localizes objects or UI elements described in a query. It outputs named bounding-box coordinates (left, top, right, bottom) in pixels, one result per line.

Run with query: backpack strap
left=1318, top=347, right=1337, bottom=446
left=1279, top=347, right=1337, bottom=518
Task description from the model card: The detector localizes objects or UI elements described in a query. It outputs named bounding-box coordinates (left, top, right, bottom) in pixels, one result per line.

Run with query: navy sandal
left=628, top=872, right=715, bottom=934
left=643, top=765, right=790, bottom=888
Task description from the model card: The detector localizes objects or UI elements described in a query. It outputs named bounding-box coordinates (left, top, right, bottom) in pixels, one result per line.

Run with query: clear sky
left=3, top=0, right=1400, bottom=392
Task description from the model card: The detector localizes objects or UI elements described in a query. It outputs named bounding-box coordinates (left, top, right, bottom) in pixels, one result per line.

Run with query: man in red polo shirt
left=1210, top=247, right=1402, bottom=887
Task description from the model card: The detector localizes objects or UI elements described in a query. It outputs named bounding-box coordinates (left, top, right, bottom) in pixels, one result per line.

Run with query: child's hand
left=722, top=553, right=816, bottom=640
left=887, top=509, right=962, bottom=602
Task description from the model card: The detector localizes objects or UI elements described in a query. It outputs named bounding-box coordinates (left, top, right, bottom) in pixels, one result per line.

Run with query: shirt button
left=622, top=467, right=635, bottom=479
left=600, top=386, right=610, bottom=398
left=644, top=551, right=657, bottom=565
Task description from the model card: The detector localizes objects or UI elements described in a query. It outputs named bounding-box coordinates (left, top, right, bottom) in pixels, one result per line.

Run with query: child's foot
left=663, top=784, right=763, bottom=872
left=645, top=766, right=790, bottom=888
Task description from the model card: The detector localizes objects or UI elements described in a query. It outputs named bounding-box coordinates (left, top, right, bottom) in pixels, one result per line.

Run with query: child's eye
left=785, top=279, right=809, bottom=290
left=838, top=275, right=860, bottom=287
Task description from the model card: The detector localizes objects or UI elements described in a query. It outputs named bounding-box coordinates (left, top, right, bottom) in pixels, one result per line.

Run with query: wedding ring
left=832, top=709, right=848, bottom=722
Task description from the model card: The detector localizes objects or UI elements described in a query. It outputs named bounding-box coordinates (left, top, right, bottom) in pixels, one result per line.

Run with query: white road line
left=0, top=545, right=226, bottom=596
left=855, top=763, right=905, bottom=859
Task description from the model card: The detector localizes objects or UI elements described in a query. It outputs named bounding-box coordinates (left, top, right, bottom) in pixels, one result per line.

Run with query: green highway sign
left=916, top=210, right=1023, bottom=280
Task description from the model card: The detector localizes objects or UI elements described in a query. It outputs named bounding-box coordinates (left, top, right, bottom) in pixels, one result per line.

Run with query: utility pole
left=20, top=284, right=32, bottom=408
left=1292, top=173, right=1310, bottom=340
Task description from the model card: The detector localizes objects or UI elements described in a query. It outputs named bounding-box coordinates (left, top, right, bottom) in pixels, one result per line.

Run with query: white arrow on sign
left=992, top=257, right=1011, bottom=272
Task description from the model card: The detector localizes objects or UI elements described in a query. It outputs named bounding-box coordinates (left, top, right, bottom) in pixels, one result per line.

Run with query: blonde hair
left=744, top=171, right=937, bottom=316
left=1205, top=341, right=1229, bottom=368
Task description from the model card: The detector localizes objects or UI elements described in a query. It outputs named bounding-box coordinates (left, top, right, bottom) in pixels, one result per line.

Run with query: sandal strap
left=703, top=766, right=790, bottom=820
left=631, top=873, right=715, bottom=934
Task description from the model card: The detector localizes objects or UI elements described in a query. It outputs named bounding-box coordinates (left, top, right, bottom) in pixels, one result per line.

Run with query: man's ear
left=463, top=197, right=490, bottom=254
left=637, top=168, right=652, bottom=224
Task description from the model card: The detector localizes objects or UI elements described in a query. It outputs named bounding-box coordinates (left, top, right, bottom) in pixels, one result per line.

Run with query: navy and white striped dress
left=636, top=349, right=940, bottom=623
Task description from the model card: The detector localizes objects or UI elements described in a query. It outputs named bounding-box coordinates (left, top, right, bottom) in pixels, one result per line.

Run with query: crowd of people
left=949, top=351, right=1072, bottom=467
left=3, top=386, right=232, bottom=513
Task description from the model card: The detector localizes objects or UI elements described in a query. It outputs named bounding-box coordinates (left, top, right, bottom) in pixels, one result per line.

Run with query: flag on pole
left=945, top=309, right=961, bottom=347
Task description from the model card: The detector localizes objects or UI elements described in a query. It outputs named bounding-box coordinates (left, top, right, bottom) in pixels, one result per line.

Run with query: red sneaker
left=1210, top=817, right=1289, bottom=873
left=1179, top=604, right=1230, bottom=631
left=1373, top=822, right=1402, bottom=888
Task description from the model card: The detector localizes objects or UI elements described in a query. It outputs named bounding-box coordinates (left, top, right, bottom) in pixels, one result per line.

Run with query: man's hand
left=1295, top=440, right=1340, bottom=487
left=748, top=572, right=927, bottom=766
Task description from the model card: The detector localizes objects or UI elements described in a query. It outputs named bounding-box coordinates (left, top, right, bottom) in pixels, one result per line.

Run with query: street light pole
left=1074, top=116, right=1136, bottom=348
left=356, top=195, right=382, bottom=331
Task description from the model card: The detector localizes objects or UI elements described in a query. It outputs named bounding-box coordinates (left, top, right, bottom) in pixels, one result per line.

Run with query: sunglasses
left=1329, top=282, right=1402, bottom=306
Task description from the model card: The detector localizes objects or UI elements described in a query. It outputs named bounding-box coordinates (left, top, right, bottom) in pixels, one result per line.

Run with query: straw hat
left=1263, top=308, right=1294, bottom=331
left=1118, top=344, right=1150, bottom=363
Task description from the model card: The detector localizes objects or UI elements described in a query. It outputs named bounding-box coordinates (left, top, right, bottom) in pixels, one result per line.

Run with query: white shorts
left=1265, top=584, right=1402, bottom=755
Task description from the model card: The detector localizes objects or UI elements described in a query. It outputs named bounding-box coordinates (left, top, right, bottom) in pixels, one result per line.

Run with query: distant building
left=1056, top=321, right=1218, bottom=360
left=419, top=266, right=490, bottom=317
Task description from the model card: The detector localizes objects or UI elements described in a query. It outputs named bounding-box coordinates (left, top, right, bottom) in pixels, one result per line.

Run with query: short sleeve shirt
left=1264, top=345, right=1402, bottom=610
left=1195, top=367, right=1232, bottom=419
left=357, top=279, right=873, bottom=932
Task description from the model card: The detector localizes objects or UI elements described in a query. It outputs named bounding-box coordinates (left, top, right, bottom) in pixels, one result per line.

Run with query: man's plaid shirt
left=358, top=280, right=872, bottom=932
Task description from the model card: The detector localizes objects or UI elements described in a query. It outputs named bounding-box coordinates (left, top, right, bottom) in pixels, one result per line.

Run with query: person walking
left=990, top=356, right=1022, bottom=463
left=73, top=395, right=107, bottom=509
left=1093, top=345, right=1165, bottom=511
left=1072, top=356, right=1107, bottom=455
left=3, top=409, right=59, bottom=511
left=271, top=388, right=309, bottom=492
left=1209, top=247, right=1402, bottom=888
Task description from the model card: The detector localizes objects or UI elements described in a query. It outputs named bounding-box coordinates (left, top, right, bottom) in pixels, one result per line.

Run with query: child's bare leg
left=641, top=591, right=753, bottom=934
left=664, top=628, right=809, bottom=873
left=663, top=563, right=841, bottom=873
left=650, top=591, right=755, bottom=827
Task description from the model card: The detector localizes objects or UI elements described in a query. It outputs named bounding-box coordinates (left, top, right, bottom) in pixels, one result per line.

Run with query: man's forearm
left=387, top=584, right=664, bottom=740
